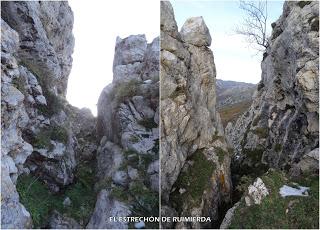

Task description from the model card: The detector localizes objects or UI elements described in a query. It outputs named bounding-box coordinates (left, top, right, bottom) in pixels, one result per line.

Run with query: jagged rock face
left=1, top=18, right=34, bottom=229
left=226, top=1, right=319, bottom=177
left=1, top=2, right=96, bottom=228
left=160, top=1, right=231, bottom=228
left=1, top=1, right=74, bottom=97
left=94, top=35, right=159, bottom=229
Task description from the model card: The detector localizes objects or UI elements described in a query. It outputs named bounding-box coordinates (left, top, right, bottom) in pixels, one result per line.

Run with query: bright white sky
left=171, top=0, right=284, bottom=84
left=67, top=0, right=159, bottom=115
left=67, top=0, right=283, bottom=116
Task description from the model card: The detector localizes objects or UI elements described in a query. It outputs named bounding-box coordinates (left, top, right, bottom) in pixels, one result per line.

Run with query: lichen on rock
left=160, top=1, right=232, bottom=228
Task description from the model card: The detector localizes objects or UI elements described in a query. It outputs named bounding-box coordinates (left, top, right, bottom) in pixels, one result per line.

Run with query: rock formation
left=92, top=34, right=159, bottom=229
left=1, top=2, right=97, bottom=228
left=222, top=1, right=319, bottom=227
left=226, top=0, right=319, bottom=181
left=160, top=2, right=232, bottom=228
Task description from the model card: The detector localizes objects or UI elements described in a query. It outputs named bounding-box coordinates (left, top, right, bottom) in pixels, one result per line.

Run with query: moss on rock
left=170, top=149, right=216, bottom=212
left=230, top=170, right=319, bottom=229
left=16, top=160, right=97, bottom=228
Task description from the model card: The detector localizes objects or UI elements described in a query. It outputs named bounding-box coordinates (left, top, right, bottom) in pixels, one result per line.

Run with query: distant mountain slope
left=216, top=79, right=256, bottom=109
left=216, top=79, right=256, bottom=126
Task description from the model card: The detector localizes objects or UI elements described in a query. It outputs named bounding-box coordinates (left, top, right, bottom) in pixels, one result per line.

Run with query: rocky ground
left=92, top=34, right=160, bottom=229
left=223, top=1, right=319, bottom=228
left=160, top=2, right=232, bottom=228
left=1, top=1, right=159, bottom=229
left=1, top=0, right=318, bottom=229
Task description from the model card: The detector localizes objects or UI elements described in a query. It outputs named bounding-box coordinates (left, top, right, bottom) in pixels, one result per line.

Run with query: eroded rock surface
left=1, top=2, right=97, bottom=228
left=226, top=1, right=319, bottom=180
left=93, top=34, right=159, bottom=229
left=160, top=2, right=232, bottom=228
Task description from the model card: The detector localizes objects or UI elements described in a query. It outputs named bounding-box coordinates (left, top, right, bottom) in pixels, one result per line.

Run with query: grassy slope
left=218, top=100, right=252, bottom=127
left=16, top=161, right=96, bottom=228
left=229, top=170, right=319, bottom=229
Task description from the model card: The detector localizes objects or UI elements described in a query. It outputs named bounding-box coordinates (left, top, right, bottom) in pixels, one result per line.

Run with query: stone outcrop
left=1, top=1, right=74, bottom=97
left=160, top=1, right=232, bottom=228
left=93, top=34, right=159, bottom=229
left=226, top=1, right=319, bottom=180
left=1, top=2, right=97, bottom=228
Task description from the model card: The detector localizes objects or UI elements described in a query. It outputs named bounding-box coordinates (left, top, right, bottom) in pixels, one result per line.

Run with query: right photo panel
left=160, top=1, right=319, bottom=229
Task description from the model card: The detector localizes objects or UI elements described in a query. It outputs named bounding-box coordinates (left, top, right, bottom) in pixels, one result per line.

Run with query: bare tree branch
left=235, top=0, right=269, bottom=52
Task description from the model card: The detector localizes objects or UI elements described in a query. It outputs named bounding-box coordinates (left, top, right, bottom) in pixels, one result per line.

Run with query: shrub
left=138, top=118, right=158, bottom=130
left=37, top=89, right=64, bottom=116
left=110, top=186, right=128, bottom=202
left=16, top=160, right=97, bottom=227
left=215, top=147, right=227, bottom=164
left=274, top=143, right=282, bottom=153
left=252, top=127, right=268, bottom=138
left=33, top=125, right=68, bottom=149
left=12, top=77, right=27, bottom=96
left=111, top=79, right=140, bottom=104
left=16, top=175, right=63, bottom=228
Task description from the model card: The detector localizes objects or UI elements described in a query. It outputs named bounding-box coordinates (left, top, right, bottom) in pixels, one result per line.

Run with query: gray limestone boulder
left=180, top=16, right=212, bottom=46
left=48, top=210, right=81, bottom=229
left=86, top=190, right=131, bottom=229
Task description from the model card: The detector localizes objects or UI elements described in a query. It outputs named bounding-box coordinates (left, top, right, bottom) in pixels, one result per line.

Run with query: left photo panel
left=1, top=1, right=160, bottom=229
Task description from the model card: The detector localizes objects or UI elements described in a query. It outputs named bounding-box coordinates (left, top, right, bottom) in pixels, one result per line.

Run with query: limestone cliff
left=92, top=35, right=159, bottom=229
left=1, top=2, right=97, bottom=228
left=226, top=1, right=319, bottom=181
left=160, top=2, right=232, bottom=228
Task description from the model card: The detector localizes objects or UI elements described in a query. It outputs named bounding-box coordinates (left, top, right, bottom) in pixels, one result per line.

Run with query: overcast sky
left=67, top=0, right=283, bottom=115
left=67, top=0, right=159, bottom=115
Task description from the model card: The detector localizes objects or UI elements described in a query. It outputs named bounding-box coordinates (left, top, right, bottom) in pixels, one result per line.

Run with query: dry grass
left=218, top=100, right=252, bottom=127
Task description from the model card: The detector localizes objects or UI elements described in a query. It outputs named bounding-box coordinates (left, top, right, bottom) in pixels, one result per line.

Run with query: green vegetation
left=138, top=118, right=157, bottom=130
left=243, top=148, right=264, bottom=164
left=170, top=149, right=215, bottom=212
left=310, top=16, right=319, bottom=32
left=170, top=87, right=186, bottom=99
left=18, top=61, right=64, bottom=116
left=251, top=127, right=268, bottom=138
left=17, top=175, right=63, bottom=228
left=12, top=77, right=27, bottom=95
left=274, top=143, right=282, bottom=153
left=237, top=147, right=269, bottom=177
left=230, top=170, right=319, bottom=229
left=108, top=148, right=159, bottom=229
left=252, top=115, right=260, bottom=127
left=151, top=139, right=159, bottom=153
left=129, top=135, right=140, bottom=143
left=129, top=181, right=159, bottom=229
left=297, top=1, right=311, bottom=8
left=33, top=125, right=68, bottom=149
left=110, top=186, right=128, bottom=202
left=212, top=134, right=224, bottom=142
left=110, top=79, right=140, bottom=104
left=16, top=161, right=97, bottom=228
left=235, top=175, right=254, bottom=194
left=218, top=100, right=252, bottom=127
left=37, top=88, right=64, bottom=116
left=215, top=147, right=227, bottom=164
